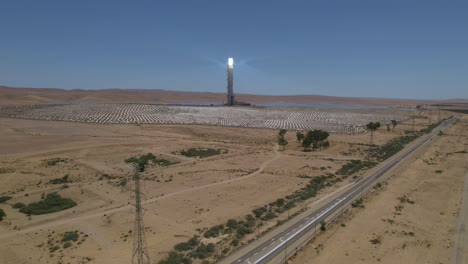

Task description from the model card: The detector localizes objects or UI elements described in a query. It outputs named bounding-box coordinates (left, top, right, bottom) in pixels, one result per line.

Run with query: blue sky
left=1, top=0, right=467, bottom=99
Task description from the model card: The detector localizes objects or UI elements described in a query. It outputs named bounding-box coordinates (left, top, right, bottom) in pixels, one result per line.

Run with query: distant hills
left=1, top=86, right=466, bottom=107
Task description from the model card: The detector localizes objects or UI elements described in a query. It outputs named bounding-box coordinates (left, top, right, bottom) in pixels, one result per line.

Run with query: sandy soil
left=0, top=108, right=453, bottom=264
left=2, top=86, right=467, bottom=107
left=291, top=115, right=468, bottom=264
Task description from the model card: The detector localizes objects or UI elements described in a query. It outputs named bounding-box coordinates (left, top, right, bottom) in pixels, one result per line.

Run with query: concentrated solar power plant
left=0, top=104, right=411, bottom=134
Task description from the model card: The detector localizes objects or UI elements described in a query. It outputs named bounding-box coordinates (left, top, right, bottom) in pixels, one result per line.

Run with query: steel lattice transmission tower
left=132, top=164, right=151, bottom=264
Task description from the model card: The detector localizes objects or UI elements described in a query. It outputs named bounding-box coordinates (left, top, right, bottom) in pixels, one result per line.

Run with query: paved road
left=223, top=118, right=455, bottom=264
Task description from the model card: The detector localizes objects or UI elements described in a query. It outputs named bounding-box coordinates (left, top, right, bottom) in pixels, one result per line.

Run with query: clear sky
left=1, top=0, right=467, bottom=99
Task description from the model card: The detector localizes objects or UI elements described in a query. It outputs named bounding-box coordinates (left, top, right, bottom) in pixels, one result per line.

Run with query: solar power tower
left=132, top=164, right=150, bottom=264
left=227, top=57, right=235, bottom=105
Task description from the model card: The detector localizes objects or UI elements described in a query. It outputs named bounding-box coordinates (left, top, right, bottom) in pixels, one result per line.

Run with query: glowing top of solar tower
left=228, top=57, right=233, bottom=68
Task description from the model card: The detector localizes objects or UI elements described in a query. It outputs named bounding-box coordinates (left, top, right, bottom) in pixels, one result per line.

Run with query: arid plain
left=0, top=87, right=465, bottom=264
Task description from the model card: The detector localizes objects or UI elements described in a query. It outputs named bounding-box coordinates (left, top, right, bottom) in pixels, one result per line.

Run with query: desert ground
left=291, top=114, right=468, bottom=264
left=0, top=100, right=458, bottom=264
left=0, top=87, right=460, bottom=263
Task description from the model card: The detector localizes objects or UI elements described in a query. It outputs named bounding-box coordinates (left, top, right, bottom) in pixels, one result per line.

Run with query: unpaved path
left=0, top=146, right=281, bottom=240
left=453, top=172, right=468, bottom=264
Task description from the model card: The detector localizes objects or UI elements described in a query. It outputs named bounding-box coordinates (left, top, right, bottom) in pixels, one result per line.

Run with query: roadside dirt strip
left=221, top=118, right=454, bottom=264
left=453, top=172, right=468, bottom=264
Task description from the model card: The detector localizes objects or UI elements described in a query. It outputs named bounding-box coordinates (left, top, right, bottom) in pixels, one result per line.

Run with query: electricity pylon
left=132, top=164, right=150, bottom=264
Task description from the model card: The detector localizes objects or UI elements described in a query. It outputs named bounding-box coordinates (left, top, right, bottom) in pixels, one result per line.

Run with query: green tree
left=277, top=129, right=288, bottom=151
left=296, top=131, right=304, bottom=142
left=302, top=131, right=314, bottom=151
left=366, top=122, right=381, bottom=144
left=307, top=129, right=330, bottom=150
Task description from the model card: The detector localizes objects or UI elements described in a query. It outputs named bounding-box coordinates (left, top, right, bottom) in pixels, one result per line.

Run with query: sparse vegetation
left=320, top=220, right=326, bottom=231
left=19, top=193, right=77, bottom=215
left=398, top=195, right=415, bottom=204
left=336, top=160, right=376, bottom=176
left=180, top=148, right=222, bottom=158
left=189, top=243, right=215, bottom=259
left=46, top=158, right=66, bottom=166
left=351, top=198, right=364, bottom=208
left=12, top=202, right=26, bottom=209
left=125, top=153, right=177, bottom=172
left=0, top=208, right=5, bottom=221
left=174, top=236, right=199, bottom=252
left=203, top=225, right=224, bottom=238
left=0, top=168, right=15, bottom=174
left=159, top=252, right=192, bottom=264
left=48, top=174, right=71, bottom=184
left=370, top=238, right=381, bottom=245
left=62, top=231, right=79, bottom=242
left=0, top=196, right=12, bottom=204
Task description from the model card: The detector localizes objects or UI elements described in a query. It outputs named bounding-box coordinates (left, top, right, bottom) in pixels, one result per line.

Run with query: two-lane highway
left=222, top=117, right=454, bottom=264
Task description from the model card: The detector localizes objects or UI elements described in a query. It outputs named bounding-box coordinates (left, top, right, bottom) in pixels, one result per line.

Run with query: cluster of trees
left=296, top=130, right=330, bottom=151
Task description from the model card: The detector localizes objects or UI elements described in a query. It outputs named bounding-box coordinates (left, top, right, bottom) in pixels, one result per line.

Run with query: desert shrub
left=118, top=178, right=127, bottom=186
left=189, top=243, right=215, bottom=259
left=47, top=158, right=66, bottom=166
left=320, top=220, right=326, bottom=231
left=174, top=236, right=199, bottom=251
left=231, top=239, right=239, bottom=246
left=245, top=214, right=255, bottom=222
left=370, top=238, right=381, bottom=245
left=351, top=198, right=364, bottom=208
left=252, top=207, right=267, bottom=218
left=336, top=160, right=377, bottom=176
left=0, top=208, right=5, bottom=221
left=12, top=202, right=26, bottom=209
left=49, top=175, right=70, bottom=184
left=63, top=242, right=72, bottom=248
left=0, top=196, right=12, bottom=204
left=226, top=219, right=238, bottom=229
left=435, top=170, right=443, bottom=174
left=49, top=245, right=60, bottom=252
left=62, top=231, right=79, bottom=242
left=19, top=193, right=77, bottom=215
left=203, top=225, right=223, bottom=238
left=0, top=168, right=15, bottom=174
left=398, top=195, right=415, bottom=204
left=159, top=251, right=192, bottom=264
left=275, top=198, right=285, bottom=207
left=284, top=201, right=296, bottom=210
left=243, top=217, right=256, bottom=228
left=261, top=212, right=277, bottom=221
left=235, top=226, right=253, bottom=239
left=126, top=153, right=176, bottom=172
left=180, top=148, right=221, bottom=158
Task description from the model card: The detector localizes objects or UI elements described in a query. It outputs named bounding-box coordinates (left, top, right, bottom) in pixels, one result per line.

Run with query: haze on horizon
left=0, top=0, right=467, bottom=100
